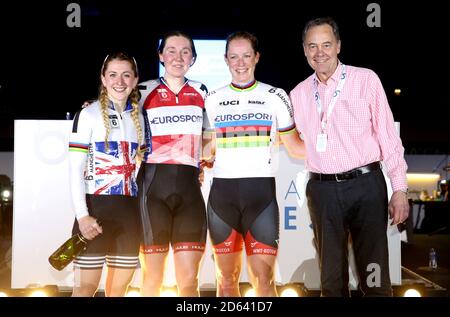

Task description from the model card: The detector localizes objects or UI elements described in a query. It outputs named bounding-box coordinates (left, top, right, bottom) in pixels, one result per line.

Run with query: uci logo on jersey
left=109, top=115, right=119, bottom=128
left=219, top=100, right=239, bottom=106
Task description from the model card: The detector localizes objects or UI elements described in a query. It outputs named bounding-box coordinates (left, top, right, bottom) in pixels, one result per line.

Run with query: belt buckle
left=335, top=173, right=345, bottom=182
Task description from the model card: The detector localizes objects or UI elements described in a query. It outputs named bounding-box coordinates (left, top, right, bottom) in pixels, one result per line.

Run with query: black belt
left=309, top=162, right=381, bottom=182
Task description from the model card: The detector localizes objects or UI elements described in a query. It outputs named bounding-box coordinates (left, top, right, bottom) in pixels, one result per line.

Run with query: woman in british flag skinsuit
left=68, top=52, right=145, bottom=297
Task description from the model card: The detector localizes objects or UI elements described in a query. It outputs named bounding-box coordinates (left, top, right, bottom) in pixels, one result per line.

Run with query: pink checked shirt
left=289, top=63, right=408, bottom=192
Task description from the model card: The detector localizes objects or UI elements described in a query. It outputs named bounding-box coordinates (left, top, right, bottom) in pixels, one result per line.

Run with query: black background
left=0, top=0, right=448, bottom=153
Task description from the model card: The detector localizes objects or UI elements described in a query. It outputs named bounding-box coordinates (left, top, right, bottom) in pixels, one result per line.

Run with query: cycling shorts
left=139, top=163, right=207, bottom=254
left=73, top=194, right=141, bottom=269
left=207, top=177, right=279, bottom=256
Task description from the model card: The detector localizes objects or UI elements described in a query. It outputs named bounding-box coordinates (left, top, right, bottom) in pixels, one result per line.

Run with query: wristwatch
left=399, top=188, right=408, bottom=194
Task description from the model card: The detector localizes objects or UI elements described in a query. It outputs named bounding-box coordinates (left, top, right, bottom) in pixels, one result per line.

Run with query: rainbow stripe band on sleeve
left=69, top=142, right=89, bottom=153
left=278, top=124, right=296, bottom=135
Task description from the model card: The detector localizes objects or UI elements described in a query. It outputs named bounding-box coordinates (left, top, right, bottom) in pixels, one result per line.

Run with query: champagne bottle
left=48, top=233, right=88, bottom=271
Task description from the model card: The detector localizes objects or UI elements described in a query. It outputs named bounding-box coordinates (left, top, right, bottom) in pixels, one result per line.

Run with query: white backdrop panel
left=12, top=120, right=401, bottom=290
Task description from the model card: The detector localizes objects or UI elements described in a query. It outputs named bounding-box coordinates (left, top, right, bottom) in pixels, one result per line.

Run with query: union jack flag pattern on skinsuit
left=68, top=100, right=144, bottom=220
left=94, top=141, right=138, bottom=196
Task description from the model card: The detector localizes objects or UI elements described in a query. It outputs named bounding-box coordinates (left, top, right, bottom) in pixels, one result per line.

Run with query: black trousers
left=306, top=169, right=392, bottom=297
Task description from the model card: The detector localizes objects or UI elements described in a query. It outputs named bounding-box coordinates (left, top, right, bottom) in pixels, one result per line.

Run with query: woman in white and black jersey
left=69, top=52, right=144, bottom=296
left=203, top=31, right=305, bottom=297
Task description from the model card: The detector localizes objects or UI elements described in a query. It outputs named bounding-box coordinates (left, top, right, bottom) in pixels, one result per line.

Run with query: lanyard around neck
left=313, top=63, right=347, bottom=132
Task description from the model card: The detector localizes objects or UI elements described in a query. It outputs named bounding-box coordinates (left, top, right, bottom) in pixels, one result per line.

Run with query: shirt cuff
left=75, top=210, right=89, bottom=221
left=391, top=178, right=408, bottom=193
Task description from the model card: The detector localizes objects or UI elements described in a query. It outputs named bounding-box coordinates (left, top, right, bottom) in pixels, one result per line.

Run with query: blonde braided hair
left=129, top=87, right=144, bottom=159
left=99, top=86, right=111, bottom=150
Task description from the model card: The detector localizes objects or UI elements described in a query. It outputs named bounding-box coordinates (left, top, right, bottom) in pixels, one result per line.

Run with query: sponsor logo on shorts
left=252, top=248, right=277, bottom=255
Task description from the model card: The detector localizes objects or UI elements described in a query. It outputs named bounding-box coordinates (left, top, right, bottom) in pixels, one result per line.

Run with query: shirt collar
left=108, top=99, right=133, bottom=112
left=229, top=79, right=258, bottom=92
left=314, top=60, right=342, bottom=85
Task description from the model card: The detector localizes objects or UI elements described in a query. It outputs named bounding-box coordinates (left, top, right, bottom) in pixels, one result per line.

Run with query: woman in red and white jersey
left=137, top=31, right=208, bottom=297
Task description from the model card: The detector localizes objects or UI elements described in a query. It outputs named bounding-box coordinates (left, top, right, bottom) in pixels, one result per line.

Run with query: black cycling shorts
left=207, top=177, right=279, bottom=256
left=72, top=194, right=141, bottom=269
left=138, top=163, right=207, bottom=254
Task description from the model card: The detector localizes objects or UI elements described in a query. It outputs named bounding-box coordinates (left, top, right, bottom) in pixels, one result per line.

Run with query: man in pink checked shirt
left=290, top=17, right=409, bottom=297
